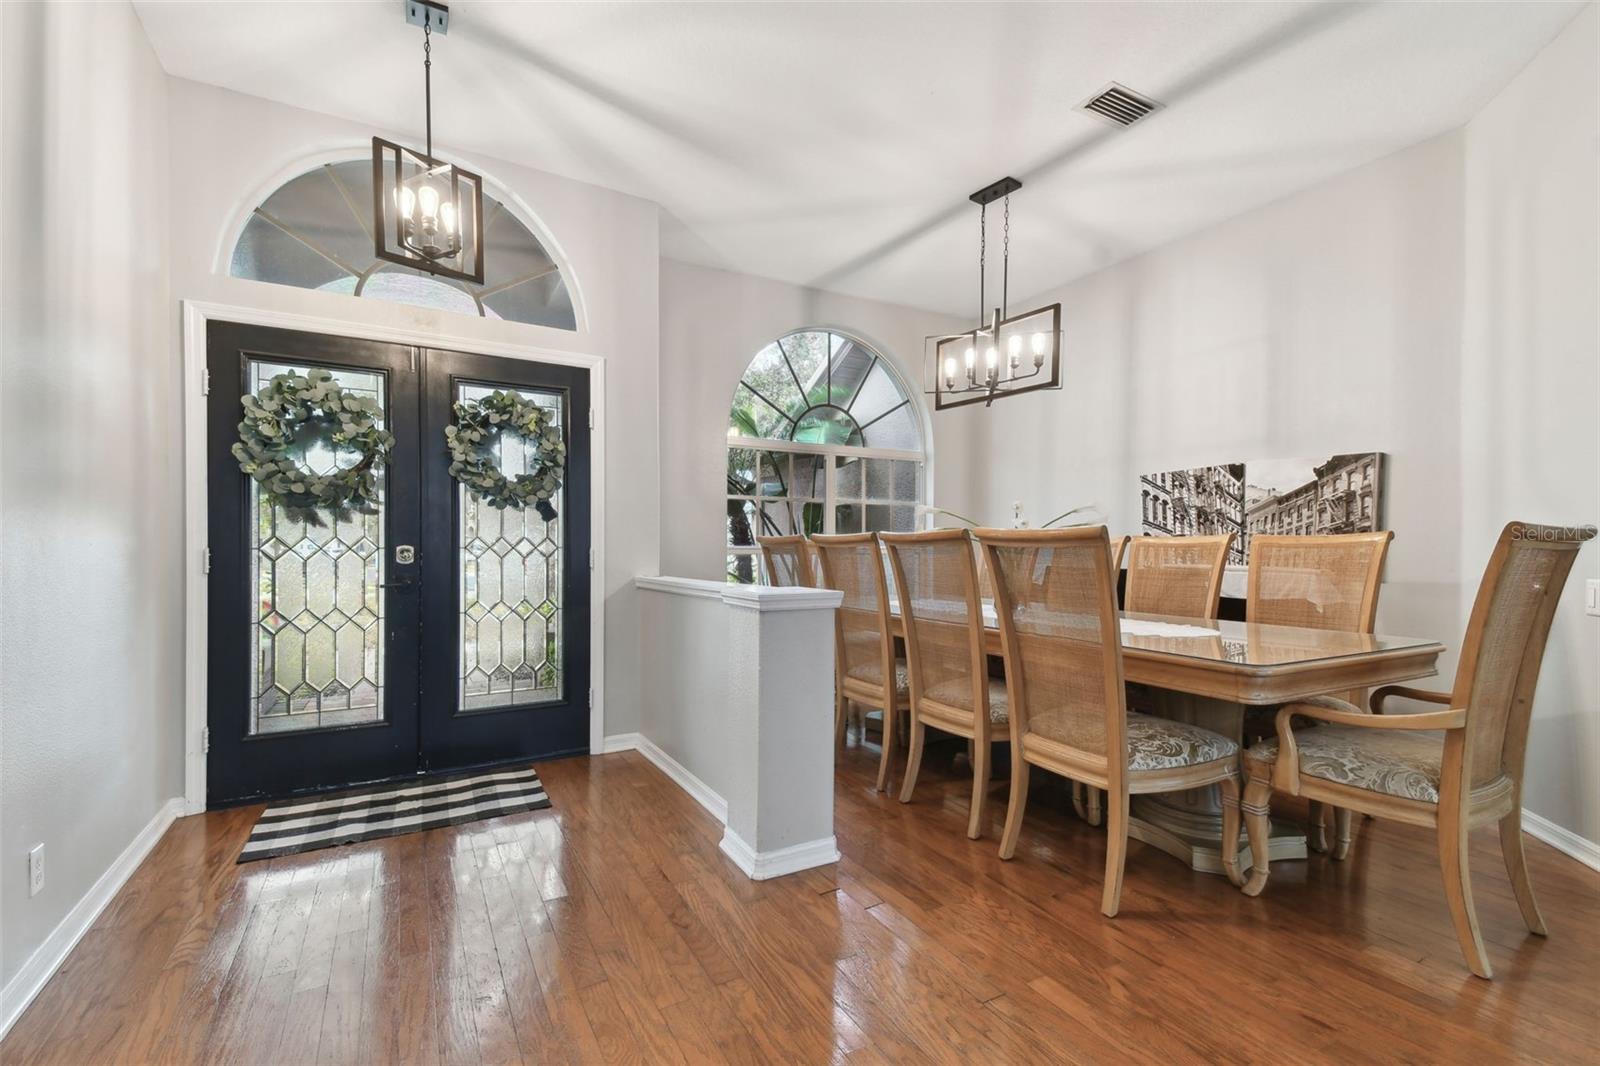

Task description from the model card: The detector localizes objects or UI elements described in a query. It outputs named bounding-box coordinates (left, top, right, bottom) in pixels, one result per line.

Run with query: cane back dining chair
left=1247, top=531, right=1394, bottom=858
left=1123, top=533, right=1234, bottom=619
left=977, top=526, right=1243, bottom=916
left=883, top=529, right=1006, bottom=838
left=757, top=534, right=816, bottom=588
left=1240, top=521, right=1595, bottom=978
left=1109, top=535, right=1130, bottom=577
left=1069, top=534, right=1134, bottom=827
left=813, top=532, right=908, bottom=792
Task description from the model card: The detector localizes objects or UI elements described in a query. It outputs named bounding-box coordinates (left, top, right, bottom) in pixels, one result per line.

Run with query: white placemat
left=1119, top=618, right=1220, bottom=639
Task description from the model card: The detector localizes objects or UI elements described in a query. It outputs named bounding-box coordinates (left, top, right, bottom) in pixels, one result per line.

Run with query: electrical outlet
left=1586, top=579, right=1600, bottom=617
left=28, top=843, right=44, bottom=897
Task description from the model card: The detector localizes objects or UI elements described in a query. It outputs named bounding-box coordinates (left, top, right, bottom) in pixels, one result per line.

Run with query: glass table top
left=1115, top=611, right=1443, bottom=667
left=889, top=599, right=1444, bottom=669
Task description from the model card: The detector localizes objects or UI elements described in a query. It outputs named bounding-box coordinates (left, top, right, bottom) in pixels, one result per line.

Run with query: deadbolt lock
left=395, top=545, right=417, bottom=565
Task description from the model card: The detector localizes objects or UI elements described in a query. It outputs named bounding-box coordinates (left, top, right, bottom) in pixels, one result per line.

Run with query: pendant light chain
left=423, top=22, right=434, bottom=162
left=1002, top=194, right=1010, bottom=319
left=978, top=202, right=987, bottom=330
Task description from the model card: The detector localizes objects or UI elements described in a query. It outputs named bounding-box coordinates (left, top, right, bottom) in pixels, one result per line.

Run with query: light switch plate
left=28, top=843, right=43, bottom=897
left=1586, top=579, right=1600, bottom=617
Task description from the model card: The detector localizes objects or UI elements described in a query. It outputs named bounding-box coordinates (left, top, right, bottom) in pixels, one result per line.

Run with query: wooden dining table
left=888, top=604, right=1446, bottom=875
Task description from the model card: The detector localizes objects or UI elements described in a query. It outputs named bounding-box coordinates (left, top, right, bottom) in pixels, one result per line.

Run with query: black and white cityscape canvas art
left=1244, top=454, right=1384, bottom=541
left=1139, top=453, right=1385, bottom=560
left=1137, top=464, right=1247, bottom=564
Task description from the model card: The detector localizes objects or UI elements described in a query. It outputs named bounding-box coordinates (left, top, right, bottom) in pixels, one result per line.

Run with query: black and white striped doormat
left=237, top=766, right=551, bottom=863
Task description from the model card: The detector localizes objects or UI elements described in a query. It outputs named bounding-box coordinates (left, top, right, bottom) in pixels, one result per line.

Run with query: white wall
left=1460, top=5, right=1599, bottom=844
left=165, top=79, right=662, bottom=739
left=0, top=1, right=179, bottom=988
left=658, top=259, right=963, bottom=580
left=932, top=8, right=1599, bottom=843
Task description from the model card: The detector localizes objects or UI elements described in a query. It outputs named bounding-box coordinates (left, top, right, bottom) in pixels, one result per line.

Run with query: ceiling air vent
left=1078, top=83, right=1162, bottom=127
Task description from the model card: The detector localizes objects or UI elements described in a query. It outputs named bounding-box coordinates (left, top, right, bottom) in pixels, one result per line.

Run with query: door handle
left=380, top=576, right=416, bottom=590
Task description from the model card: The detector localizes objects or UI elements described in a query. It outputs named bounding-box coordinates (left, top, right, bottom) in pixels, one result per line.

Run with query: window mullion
left=824, top=451, right=837, bottom=535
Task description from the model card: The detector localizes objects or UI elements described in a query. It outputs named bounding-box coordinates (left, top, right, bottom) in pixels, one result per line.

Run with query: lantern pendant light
left=927, top=176, right=1062, bottom=411
left=372, top=0, right=485, bottom=284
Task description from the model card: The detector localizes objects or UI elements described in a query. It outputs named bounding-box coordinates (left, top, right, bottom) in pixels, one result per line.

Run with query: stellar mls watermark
left=1510, top=524, right=1597, bottom=541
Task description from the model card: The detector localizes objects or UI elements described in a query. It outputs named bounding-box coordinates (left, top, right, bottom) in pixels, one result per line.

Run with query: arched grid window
left=726, top=330, right=924, bottom=583
left=230, top=159, right=576, bottom=330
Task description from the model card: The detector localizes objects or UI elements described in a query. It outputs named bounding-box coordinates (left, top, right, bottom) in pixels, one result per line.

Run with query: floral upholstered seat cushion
left=921, top=676, right=1010, bottom=725
left=1125, top=712, right=1237, bottom=771
left=1021, top=711, right=1236, bottom=767
left=1247, top=725, right=1443, bottom=803
left=846, top=657, right=909, bottom=696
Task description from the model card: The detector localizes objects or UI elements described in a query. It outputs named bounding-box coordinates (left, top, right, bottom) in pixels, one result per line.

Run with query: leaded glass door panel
left=419, top=347, right=591, bottom=771
left=207, top=322, right=421, bottom=805
left=457, top=382, right=565, bottom=712
left=249, top=360, right=387, bottom=734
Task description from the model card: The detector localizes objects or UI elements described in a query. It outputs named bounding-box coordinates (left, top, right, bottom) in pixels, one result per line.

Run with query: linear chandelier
left=371, top=0, right=486, bottom=284
left=927, top=177, right=1061, bottom=410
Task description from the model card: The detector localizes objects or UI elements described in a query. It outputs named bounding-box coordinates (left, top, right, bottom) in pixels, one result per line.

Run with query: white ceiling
left=134, top=0, right=1581, bottom=317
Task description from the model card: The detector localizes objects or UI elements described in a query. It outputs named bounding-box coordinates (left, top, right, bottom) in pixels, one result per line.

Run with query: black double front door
left=206, top=321, right=591, bottom=806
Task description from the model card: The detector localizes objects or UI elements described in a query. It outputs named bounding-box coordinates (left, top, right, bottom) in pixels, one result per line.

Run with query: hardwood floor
left=5, top=735, right=1598, bottom=1064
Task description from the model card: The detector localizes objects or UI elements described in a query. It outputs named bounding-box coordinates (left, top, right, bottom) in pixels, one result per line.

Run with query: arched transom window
left=726, top=330, right=925, bottom=583
left=230, top=159, right=576, bottom=330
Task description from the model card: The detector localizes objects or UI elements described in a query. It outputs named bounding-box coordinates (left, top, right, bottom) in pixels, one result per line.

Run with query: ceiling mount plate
left=969, top=176, right=1022, bottom=206
left=404, top=0, right=449, bottom=33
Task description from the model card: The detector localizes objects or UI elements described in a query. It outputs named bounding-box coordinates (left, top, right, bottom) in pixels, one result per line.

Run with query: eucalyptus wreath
left=231, top=367, right=392, bottom=527
left=447, top=390, right=566, bottom=521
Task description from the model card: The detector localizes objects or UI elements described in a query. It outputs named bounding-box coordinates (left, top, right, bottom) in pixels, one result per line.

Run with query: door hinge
left=202, top=727, right=210, bottom=754
left=588, top=688, right=593, bottom=709
left=202, top=368, right=211, bottom=395
left=587, top=407, right=594, bottom=430
left=588, top=548, right=596, bottom=570
left=202, top=547, right=212, bottom=575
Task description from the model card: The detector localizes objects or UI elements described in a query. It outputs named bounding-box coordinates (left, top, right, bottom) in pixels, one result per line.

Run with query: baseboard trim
left=719, top=829, right=840, bottom=881
left=602, top=734, right=836, bottom=881
left=0, top=796, right=184, bottom=1040
left=604, top=732, right=729, bottom=824
left=600, top=731, right=643, bottom=755
left=1522, top=810, right=1600, bottom=873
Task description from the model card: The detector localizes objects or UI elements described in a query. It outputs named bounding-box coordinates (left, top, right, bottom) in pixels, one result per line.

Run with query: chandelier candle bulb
left=1008, top=333, right=1022, bottom=370
left=943, top=356, right=957, bottom=389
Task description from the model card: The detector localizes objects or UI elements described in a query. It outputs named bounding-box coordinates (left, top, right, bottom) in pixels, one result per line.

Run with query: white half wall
left=658, top=259, right=963, bottom=581
left=634, top=576, right=842, bottom=879
left=635, top=578, right=733, bottom=805
left=164, top=78, right=662, bottom=739
left=0, top=0, right=182, bottom=993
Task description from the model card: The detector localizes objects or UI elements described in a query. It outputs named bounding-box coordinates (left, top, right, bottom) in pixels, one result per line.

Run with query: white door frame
left=180, top=299, right=607, bottom=814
